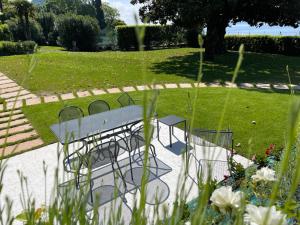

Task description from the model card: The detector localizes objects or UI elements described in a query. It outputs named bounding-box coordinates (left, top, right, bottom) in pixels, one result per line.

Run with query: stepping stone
left=60, top=93, right=75, bottom=100
left=207, top=82, right=221, bottom=87
left=225, top=82, right=238, bottom=88
left=0, top=130, right=38, bottom=145
left=44, top=95, right=59, bottom=103
left=91, top=89, right=106, bottom=95
left=122, top=86, right=136, bottom=92
left=0, top=86, right=23, bottom=94
left=179, top=83, right=193, bottom=88
left=150, top=84, right=164, bottom=90
left=136, top=85, right=150, bottom=91
left=26, top=98, right=42, bottom=106
left=0, top=79, right=14, bottom=85
left=0, top=90, right=29, bottom=99
left=6, top=101, right=23, bottom=110
left=0, top=118, right=28, bottom=129
left=256, top=83, right=271, bottom=89
left=194, top=82, right=207, bottom=88
left=0, top=114, right=24, bottom=123
left=1, top=83, right=18, bottom=89
left=165, top=83, right=178, bottom=89
left=239, top=83, right=254, bottom=89
left=0, top=124, right=32, bottom=137
left=0, top=138, right=43, bottom=156
left=273, top=84, right=289, bottom=90
left=291, top=85, right=300, bottom=90
left=6, top=94, right=37, bottom=102
left=106, top=88, right=121, bottom=94
left=77, top=91, right=91, bottom=98
left=0, top=109, right=22, bottom=118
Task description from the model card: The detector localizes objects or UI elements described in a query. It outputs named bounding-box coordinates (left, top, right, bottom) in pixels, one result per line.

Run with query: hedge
left=116, top=25, right=186, bottom=50
left=0, top=41, right=37, bottom=55
left=225, top=35, right=300, bottom=56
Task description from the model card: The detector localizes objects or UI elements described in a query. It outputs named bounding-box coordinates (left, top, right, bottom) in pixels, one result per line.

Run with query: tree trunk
left=205, top=17, right=228, bottom=60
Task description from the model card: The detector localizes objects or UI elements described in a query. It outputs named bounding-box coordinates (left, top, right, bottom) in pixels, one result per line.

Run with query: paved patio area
left=1, top=122, right=252, bottom=224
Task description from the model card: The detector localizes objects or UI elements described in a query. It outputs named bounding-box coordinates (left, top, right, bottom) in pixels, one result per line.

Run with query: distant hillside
left=32, top=0, right=45, bottom=5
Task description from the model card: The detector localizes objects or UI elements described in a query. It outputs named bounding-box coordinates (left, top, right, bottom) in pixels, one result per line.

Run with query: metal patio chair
left=189, top=129, right=234, bottom=184
left=117, top=92, right=136, bottom=107
left=88, top=100, right=110, bottom=115
left=59, top=106, right=84, bottom=123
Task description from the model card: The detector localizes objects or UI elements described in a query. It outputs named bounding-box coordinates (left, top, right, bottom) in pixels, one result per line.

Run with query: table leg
left=169, top=126, right=172, bottom=147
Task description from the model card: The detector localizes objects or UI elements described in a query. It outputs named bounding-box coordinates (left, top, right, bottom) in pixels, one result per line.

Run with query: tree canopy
left=131, top=0, right=300, bottom=58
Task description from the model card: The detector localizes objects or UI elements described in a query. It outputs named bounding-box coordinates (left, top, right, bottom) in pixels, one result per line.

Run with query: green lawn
left=0, top=46, right=299, bottom=95
left=23, top=88, right=292, bottom=158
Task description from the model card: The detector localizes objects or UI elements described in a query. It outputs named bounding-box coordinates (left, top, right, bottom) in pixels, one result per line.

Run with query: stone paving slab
left=77, top=91, right=91, bottom=98
left=122, top=86, right=136, bottom=92
left=291, top=85, right=300, bottom=90
left=194, top=82, right=207, bottom=87
left=91, top=89, right=106, bottom=95
left=273, top=84, right=289, bottom=90
left=0, top=118, right=28, bottom=129
left=1, top=83, right=18, bottom=89
left=0, top=90, right=30, bottom=99
left=106, top=88, right=121, bottom=94
left=0, top=86, right=23, bottom=94
left=136, top=85, right=150, bottom=91
left=256, top=83, right=271, bottom=89
left=44, top=95, right=59, bottom=103
left=0, top=79, right=14, bottom=85
left=26, top=98, right=42, bottom=106
left=60, top=93, right=75, bottom=100
left=207, top=82, right=221, bottom=87
left=0, top=130, right=38, bottom=145
left=225, top=82, right=238, bottom=88
left=0, top=138, right=44, bottom=156
left=0, top=114, right=24, bottom=123
left=164, top=83, right=178, bottom=89
left=150, top=84, right=164, bottom=90
left=238, top=83, right=254, bottom=89
left=0, top=109, right=22, bottom=118
left=6, top=94, right=37, bottom=102
left=0, top=124, right=32, bottom=137
left=6, top=101, right=23, bottom=110
left=179, top=83, right=193, bottom=88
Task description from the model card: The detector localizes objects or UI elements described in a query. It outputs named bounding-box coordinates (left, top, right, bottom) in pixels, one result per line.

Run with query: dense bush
left=0, top=24, right=12, bottom=41
left=56, top=14, right=100, bottom=51
left=6, top=18, right=44, bottom=44
left=36, top=12, right=56, bottom=45
left=116, top=25, right=185, bottom=50
left=225, top=35, right=300, bottom=56
left=0, top=41, right=36, bottom=55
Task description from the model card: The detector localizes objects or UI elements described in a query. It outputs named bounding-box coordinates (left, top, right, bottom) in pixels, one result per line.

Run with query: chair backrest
left=88, top=100, right=110, bottom=115
left=192, top=129, right=233, bottom=150
left=59, top=106, right=84, bottom=123
left=117, top=92, right=135, bottom=107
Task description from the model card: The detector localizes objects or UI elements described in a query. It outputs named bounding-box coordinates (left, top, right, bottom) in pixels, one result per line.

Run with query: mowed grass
left=23, top=88, right=293, bottom=158
left=0, top=46, right=299, bottom=95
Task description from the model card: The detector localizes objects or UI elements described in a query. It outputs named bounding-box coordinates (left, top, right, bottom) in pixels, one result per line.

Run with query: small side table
left=157, top=115, right=187, bottom=148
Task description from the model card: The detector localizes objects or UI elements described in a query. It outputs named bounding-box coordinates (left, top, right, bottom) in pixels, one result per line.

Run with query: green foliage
left=116, top=25, right=185, bottom=50
left=0, top=23, right=12, bottom=40
left=6, top=17, right=44, bottom=43
left=226, top=35, right=300, bottom=56
left=36, top=12, right=56, bottom=45
left=0, top=40, right=36, bottom=55
left=56, top=14, right=100, bottom=51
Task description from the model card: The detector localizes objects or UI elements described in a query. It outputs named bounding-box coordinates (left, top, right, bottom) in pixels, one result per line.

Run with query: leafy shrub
left=0, top=24, right=12, bottom=41
left=225, top=35, right=300, bottom=56
left=6, top=18, right=44, bottom=44
left=36, top=12, right=56, bottom=45
left=116, top=25, right=186, bottom=50
left=0, top=41, right=37, bottom=55
left=56, top=14, right=100, bottom=51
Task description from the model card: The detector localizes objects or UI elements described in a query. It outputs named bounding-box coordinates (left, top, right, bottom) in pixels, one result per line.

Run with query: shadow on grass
left=151, top=51, right=300, bottom=84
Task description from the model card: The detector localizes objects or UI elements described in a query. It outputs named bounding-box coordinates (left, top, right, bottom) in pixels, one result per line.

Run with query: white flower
left=251, top=167, right=276, bottom=182
left=210, top=186, right=244, bottom=213
left=244, top=204, right=287, bottom=225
